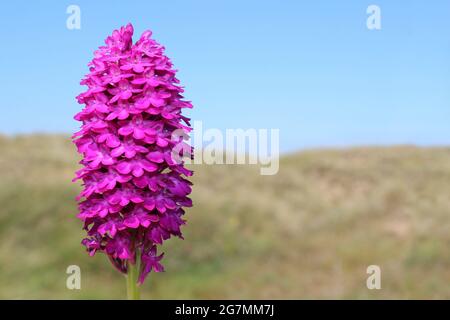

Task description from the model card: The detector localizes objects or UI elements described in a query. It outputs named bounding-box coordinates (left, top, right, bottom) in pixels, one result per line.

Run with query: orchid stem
left=126, top=252, right=140, bottom=300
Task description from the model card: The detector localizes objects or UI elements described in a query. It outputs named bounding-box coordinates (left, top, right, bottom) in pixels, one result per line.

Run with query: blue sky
left=0, top=0, right=449, bottom=152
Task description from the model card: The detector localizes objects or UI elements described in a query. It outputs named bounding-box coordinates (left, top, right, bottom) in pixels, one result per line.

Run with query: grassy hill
left=0, top=135, right=449, bottom=299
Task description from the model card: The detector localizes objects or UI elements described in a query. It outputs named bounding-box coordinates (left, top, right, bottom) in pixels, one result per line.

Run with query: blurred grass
left=0, top=134, right=449, bottom=299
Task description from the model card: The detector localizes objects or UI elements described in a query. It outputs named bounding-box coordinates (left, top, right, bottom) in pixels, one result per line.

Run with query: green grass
left=0, top=135, right=449, bottom=299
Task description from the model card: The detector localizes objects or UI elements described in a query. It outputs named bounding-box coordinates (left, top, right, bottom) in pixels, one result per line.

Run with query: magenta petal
left=132, top=165, right=144, bottom=177
left=96, top=103, right=109, bottom=113
left=140, top=218, right=151, bottom=228
left=118, top=109, right=129, bottom=120
left=120, top=65, right=134, bottom=71
left=146, top=151, right=164, bottom=163
left=106, top=113, right=118, bottom=121
left=118, top=126, right=134, bottom=136
left=106, top=135, right=121, bottom=148
left=121, top=91, right=132, bottom=100
left=130, top=196, right=144, bottom=203
left=132, top=78, right=147, bottom=85
left=156, top=199, right=166, bottom=213
left=133, top=128, right=145, bottom=140
left=111, top=146, right=125, bottom=157
left=141, top=160, right=158, bottom=172
left=124, top=216, right=140, bottom=228
left=156, top=137, right=168, bottom=147
left=102, top=157, right=115, bottom=165
left=164, top=198, right=176, bottom=209
left=120, top=197, right=130, bottom=207
left=148, top=78, right=160, bottom=87
left=144, top=198, right=155, bottom=210
left=150, top=97, right=165, bottom=107
left=91, top=121, right=108, bottom=130
left=133, top=65, right=145, bottom=73
left=109, top=94, right=121, bottom=104
left=116, top=161, right=132, bottom=174
left=162, top=111, right=174, bottom=119
left=124, top=149, right=137, bottom=159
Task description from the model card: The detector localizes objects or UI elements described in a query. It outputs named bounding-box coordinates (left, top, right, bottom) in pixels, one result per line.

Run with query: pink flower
left=73, top=23, right=193, bottom=285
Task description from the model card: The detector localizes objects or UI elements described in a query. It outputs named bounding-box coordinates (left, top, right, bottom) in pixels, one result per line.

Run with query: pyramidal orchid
left=72, top=24, right=193, bottom=299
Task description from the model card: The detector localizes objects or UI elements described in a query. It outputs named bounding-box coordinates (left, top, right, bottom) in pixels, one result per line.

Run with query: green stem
left=126, top=252, right=140, bottom=300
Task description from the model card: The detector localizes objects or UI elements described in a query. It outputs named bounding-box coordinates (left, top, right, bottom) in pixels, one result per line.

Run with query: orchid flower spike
left=73, top=24, right=193, bottom=291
